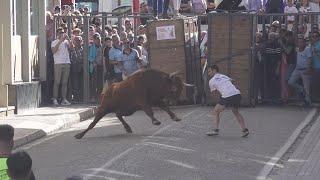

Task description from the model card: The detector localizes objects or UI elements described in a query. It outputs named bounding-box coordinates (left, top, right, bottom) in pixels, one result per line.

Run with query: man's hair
left=0, top=125, right=14, bottom=143
left=111, top=34, right=120, bottom=40
left=105, top=36, right=112, bottom=41
left=207, top=64, right=219, bottom=72
left=7, top=151, right=32, bottom=178
left=93, top=33, right=101, bottom=39
left=72, top=28, right=82, bottom=34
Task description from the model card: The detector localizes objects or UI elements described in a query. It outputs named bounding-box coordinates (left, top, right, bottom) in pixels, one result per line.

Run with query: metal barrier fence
left=51, top=13, right=155, bottom=103
left=49, top=12, right=320, bottom=105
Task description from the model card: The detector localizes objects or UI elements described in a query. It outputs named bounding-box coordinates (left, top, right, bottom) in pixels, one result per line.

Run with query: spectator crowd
left=2, top=2, right=319, bottom=180
left=44, top=0, right=320, bottom=106
left=46, top=4, right=149, bottom=105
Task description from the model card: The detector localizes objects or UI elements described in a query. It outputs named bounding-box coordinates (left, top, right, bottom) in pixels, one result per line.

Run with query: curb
left=13, top=106, right=98, bottom=149
left=256, top=108, right=319, bottom=180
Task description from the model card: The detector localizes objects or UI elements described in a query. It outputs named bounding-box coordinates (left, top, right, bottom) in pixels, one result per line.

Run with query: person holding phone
left=51, top=27, right=73, bottom=106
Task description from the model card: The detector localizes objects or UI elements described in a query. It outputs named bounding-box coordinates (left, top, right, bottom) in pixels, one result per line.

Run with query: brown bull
left=74, top=69, right=194, bottom=139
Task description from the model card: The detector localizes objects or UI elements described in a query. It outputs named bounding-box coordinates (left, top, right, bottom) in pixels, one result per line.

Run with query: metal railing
left=49, top=11, right=320, bottom=104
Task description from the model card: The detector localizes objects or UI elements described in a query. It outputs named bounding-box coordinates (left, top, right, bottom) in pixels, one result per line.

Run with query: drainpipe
left=132, top=0, right=140, bottom=43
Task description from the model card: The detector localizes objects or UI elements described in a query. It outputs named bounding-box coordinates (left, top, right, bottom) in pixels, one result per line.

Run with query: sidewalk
left=0, top=104, right=98, bottom=149
left=270, top=114, right=320, bottom=180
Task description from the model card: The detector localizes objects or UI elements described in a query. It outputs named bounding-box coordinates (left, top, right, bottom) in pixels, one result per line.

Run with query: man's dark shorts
left=219, top=94, right=241, bottom=108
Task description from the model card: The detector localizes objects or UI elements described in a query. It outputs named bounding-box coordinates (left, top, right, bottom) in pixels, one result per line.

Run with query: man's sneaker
left=242, top=128, right=249, bottom=137
left=206, top=129, right=219, bottom=136
left=61, top=99, right=71, bottom=106
left=52, top=99, right=59, bottom=106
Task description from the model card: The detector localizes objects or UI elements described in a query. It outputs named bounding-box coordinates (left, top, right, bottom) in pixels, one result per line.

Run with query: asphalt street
left=18, top=106, right=312, bottom=180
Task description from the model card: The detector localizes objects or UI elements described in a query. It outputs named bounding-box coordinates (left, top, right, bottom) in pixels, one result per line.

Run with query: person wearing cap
left=288, top=35, right=312, bottom=105
left=138, top=25, right=147, bottom=36
left=270, top=21, right=280, bottom=33
left=51, top=27, right=73, bottom=106
left=120, top=38, right=141, bottom=79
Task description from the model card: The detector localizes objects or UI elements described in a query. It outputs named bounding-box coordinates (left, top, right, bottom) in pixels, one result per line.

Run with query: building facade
left=0, top=0, right=46, bottom=115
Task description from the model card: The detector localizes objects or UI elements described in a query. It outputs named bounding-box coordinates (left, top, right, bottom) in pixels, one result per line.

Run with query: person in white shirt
left=206, top=65, right=249, bottom=137
left=284, top=0, right=298, bottom=24
left=51, top=27, right=73, bottom=106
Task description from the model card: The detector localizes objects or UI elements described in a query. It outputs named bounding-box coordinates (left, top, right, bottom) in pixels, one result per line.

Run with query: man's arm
left=51, top=40, right=63, bottom=54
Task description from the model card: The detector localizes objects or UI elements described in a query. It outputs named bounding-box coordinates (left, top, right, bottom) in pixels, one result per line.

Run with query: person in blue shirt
left=121, top=40, right=141, bottom=79
left=109, top=35, right=124, bottom=82
left=288, top=36, right=312, bottom=105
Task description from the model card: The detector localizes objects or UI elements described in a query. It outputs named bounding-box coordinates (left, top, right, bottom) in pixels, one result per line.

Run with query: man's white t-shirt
left=51, top=39, right=71, bottom=64
left=209, top=73, right=240, bottom=98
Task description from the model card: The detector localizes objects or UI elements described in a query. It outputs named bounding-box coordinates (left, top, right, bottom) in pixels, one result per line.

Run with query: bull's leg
left=159, top=103, right=181, bottom=122
left=142, top=106, right=161, bottom=125
left=74, top=108, right=107, bottom=139
left=116, top=114, right=133, bottom=133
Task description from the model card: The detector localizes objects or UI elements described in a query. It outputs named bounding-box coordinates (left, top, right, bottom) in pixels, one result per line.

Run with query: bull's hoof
left=74, top=133, right=84, bottom=139
left=152, top=120, right=161, bottom=126
left=173, top=117, right=182, bottom=122
left=125, top=127, right=133, bottom=133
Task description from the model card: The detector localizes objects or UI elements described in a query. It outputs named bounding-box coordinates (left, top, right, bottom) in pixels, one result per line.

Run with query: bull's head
left=165, top=71, right=195, bottom=105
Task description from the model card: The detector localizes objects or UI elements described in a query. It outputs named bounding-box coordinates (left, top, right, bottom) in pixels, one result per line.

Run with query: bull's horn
left=170, top=71, right=180, bottom=77
left=183, top=82, right=195, bottom=87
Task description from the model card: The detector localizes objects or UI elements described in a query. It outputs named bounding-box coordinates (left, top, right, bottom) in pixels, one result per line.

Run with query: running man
left=206, top=65, right=249, bottom=137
